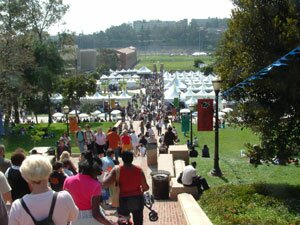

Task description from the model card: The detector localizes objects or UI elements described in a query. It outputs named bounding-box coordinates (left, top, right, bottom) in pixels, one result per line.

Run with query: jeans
left=118, top=195, right=144, bottom=225
left=78, top=141, right=85, bottom=153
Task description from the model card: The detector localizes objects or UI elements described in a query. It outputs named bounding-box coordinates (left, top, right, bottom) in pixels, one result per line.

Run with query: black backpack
left=20, top=192, right=58, bottom=225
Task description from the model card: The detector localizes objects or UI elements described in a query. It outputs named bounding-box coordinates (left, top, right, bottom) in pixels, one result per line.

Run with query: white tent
left=164, top=84, right=181, bottom=101
left=79, top=113, right=89, bottom=118
left=117, top=91, right=132, bottom=100
left=111, top=110, right=121, bottom=115
left=91, top=110, right=101, bottom=116
left=180, top=108, right=191, bottom=113
left=222, top=107, right=233, bottom=113
left=137, top=66, right=152, bottom=75
left=126, top=79, right=137, bottom=89
left=164, top=75, right=187, bottom=90
left=69, top=110, right=79, bottom=115
left=50, top=93, right=63, bottom=103
left=52, top=112, right=64, bottom=117
left=185, top=96, right=198, bottom=107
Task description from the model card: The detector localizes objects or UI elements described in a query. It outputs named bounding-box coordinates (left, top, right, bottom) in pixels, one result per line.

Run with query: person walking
left=94, top=127, right=107, bottom=157
left=106, top=127, right=121, bottom=163
left=9, top=155, right=78, bottom=225
left=75, top=126, right=85, bottom=153
left=63, top=152, right=114, bottom=225
left=103, top=151, right=149, bottom=225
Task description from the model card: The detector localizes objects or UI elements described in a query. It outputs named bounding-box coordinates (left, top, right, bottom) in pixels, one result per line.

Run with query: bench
left=168, top=145, right=190, bottom=165
left=157, top=154, right=174, bottom=178
left=178, top=193, right=213, bottom=225
left=170, top=160, right=198, bottom=200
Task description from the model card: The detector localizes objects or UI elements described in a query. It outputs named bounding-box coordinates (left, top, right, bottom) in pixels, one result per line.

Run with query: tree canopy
left=215, top=0, right=300, bottom=163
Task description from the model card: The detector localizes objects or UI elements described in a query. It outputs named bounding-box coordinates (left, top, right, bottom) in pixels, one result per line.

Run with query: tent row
left=50, top=91, right=132, bottom=104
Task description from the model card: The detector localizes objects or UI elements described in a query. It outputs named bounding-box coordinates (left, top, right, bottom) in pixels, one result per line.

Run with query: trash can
left=147, top=143, right=158, bottom=166
left=150, top=170, right=170, bottom=200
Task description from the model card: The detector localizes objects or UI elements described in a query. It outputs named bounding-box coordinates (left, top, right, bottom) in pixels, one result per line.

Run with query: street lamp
left=189, top=102, right=196, bottom=149
left=210, top=77, right=223, bottom=177
left=63, top=105, right=69, bottom=135
left=108, top=92, right=111, bottom=121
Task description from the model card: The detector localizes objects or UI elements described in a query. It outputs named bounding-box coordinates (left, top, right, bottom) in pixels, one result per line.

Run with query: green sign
left=173, top=97, right=179, bottom=108
left=181, top=114, right=190, bottom=132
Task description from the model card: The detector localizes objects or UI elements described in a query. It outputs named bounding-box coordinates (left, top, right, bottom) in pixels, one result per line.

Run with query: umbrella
left=52, top=112, right=64, bottom=117
left=222, top=107, right=233, bottom=113
left=78, top=113, right=89, bottom=118
left=180, top=108, right=191, bottom=114
left=111, top=110, right=121, bottom=115
left=91, top=110, right=101, bottom=116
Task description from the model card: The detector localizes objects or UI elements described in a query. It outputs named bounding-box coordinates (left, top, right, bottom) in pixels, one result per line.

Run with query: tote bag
left=111, top=166, right=120, bottom=207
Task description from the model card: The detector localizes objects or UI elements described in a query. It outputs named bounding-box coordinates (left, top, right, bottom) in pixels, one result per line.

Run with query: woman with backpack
left=9, top=154, right=79, bottom=225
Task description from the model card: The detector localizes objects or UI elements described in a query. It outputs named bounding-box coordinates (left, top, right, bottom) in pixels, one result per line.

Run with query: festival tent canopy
left=69, top=110, right=79, bottom=115
left=52, top=112, right=64, bottom=117
left=137, top=66, right=152, bottom=75
left=180, top=108, right=191, bottom=113
left=117, top=91, right=132, bottom=100
left=79, top=113, right=89, bottom=118
left=91, top=110, right=101, bottom=116
left=50, top=93, right=63, bottom=103
left=111, top=110, right=121, bottom=115
left=185, top=96, right=198, bottom=107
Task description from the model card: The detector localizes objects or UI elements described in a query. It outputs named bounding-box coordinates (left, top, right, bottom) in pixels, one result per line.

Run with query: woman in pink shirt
left=63, top=151, right=115, bottom=225
left=9, top=155, right=78, bottom=225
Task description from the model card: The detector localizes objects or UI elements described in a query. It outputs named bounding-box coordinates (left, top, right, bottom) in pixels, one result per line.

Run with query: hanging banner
left=197, top=99, right=214, bottom=131
left=173, top=97, right=179, bottom=108
left=69, top=115, right=78, bottom=133
left=110, top=99, right=115, bottom=109
left=181, top=114, right=190, bottom=133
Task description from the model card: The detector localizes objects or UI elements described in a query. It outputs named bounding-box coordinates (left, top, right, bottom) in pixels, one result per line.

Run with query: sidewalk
left=131, top=120, right=187, bottom=225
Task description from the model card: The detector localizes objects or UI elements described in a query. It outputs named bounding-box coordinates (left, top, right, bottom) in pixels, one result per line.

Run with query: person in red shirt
left=106, top=127, right=120, bottom=162
left=103, top=151, right=149, bottom=225
left=120, top=130, right=132, bottom=153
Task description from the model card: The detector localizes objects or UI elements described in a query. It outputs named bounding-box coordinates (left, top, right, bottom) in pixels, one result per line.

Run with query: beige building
left=116, top=47, right=137, bottom=69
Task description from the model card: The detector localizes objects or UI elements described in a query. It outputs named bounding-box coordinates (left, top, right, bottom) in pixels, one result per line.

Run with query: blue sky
left=49, top=0, right=234, bottom=35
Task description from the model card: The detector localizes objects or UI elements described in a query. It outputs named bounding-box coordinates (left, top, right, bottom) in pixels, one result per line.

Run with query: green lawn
left=135, top=54, right=215, bottom=71
left=174, top=123, right=300, bottom=224
left=0, top=121, right=115, bottom=157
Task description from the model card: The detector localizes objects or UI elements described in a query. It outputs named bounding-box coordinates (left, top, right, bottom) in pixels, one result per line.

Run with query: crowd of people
left=0, top=139, right=151, bottom=225
left=0, top=73, right=207, bottom=225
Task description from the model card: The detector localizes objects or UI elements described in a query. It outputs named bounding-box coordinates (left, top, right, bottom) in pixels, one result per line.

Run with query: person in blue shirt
left=101, top=149, right=116, bottom=207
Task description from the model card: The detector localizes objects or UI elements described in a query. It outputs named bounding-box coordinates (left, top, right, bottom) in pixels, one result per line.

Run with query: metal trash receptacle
left=150, top=170, right=170, bottom=199
left=147, top=143, right=158, bottom=166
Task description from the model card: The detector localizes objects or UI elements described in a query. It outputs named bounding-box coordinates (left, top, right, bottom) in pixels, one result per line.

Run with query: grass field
left=175, top=123, right=300, bottom=224
left=135, top=54, right=215, bottom=71
left=0, top=122, right=115, bottom=158
left=2, top=122, right=299, bottom=224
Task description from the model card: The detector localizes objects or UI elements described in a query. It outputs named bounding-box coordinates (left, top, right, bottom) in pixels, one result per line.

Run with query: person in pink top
left=63, top=151, right=115, bottom=225
left=8, top=155, right=78, bottom=225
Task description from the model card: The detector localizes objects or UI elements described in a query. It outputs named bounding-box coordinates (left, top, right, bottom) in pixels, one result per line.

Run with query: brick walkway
left=131, top=121, right=187, bottom=225
left=71, top=120, right=187, bottom=224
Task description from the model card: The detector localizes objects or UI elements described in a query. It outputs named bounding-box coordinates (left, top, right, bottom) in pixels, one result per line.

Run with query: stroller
left=117, top=192, right=158, bottom=225
left=144, top=192, right=158, bottom=221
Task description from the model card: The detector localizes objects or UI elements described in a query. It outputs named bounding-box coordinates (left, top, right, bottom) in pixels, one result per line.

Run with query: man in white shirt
left=94, top=127, right=107, bottom=157
left=181, top=161, right=209, bottom=196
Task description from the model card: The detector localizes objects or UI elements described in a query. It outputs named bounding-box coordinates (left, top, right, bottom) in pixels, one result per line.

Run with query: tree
left=60, top=74, right=97, bottom=116
left=97, top=49, right=120, bottom=70
left=25, top=0, right=69, bottom=42
left=215, top=0, right=300, bottom=163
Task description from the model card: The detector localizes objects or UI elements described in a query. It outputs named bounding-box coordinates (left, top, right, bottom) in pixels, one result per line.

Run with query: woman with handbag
left=103, top=151, right=149, bottom=225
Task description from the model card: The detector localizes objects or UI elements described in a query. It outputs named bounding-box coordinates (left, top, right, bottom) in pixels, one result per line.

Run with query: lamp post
left=63, top=105, right=69, bottom=135
left=178, top=92, right=181, bottom=120
left=108, top=92, right=111, bottom=121
left=210, top=77, right=223, bottom=177
left=189, top=102, right=195, bottom=149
